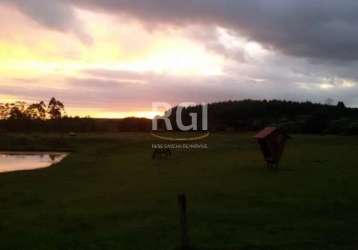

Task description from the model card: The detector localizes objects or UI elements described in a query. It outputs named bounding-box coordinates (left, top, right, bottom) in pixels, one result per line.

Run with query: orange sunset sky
left=1, top=0, right=358, bottom=118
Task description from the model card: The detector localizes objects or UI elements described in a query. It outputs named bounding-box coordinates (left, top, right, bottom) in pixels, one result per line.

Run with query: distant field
left=0, top=133, right=357, bottom=250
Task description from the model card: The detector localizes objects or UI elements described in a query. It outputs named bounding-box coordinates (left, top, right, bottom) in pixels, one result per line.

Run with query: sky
left=1, top=0, right=358, bottom=118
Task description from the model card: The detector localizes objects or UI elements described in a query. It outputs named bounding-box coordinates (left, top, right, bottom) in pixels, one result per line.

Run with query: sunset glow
left=1, top=0, right=358, bottom=117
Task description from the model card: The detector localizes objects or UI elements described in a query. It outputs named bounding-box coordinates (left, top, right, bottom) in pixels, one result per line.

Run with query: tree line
left=0, top=98, right=152, bottom=132
left=0, top=97, right=65, bottom=120
left=165, top=99, right=358, bottom=135
left=1, top=98, right=358, bottom=134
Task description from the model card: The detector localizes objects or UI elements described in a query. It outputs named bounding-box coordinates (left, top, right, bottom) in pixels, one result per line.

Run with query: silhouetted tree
left=47, top=97, right=65, bottom=119
left=337, top=101, right=346, bottom=109
left=166, top=99, right=358, bottom=134
left=25, top=101, right=46, bottom=120
left=9, top=107, right=26, bottom=120
left=0, top=98, right=357, bottom=134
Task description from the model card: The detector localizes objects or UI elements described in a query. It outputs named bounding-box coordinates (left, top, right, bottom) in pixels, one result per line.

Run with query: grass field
left=0, top=133, right=357, bottom=250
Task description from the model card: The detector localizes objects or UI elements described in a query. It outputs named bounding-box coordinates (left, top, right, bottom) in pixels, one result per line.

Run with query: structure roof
left=254, top=127, right=278, bottom=139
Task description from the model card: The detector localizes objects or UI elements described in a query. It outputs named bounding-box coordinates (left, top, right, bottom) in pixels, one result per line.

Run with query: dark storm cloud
left=5, top=0, right=358, bottom=61
left=12, top=0, right=76, bottom=31
left=0, top=0, right=92, bottom=43
left=69, top=0, right=358, bottom=61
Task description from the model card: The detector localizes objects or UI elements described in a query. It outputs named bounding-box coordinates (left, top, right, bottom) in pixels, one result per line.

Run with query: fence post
left=178, top=193, right=190, bottom=250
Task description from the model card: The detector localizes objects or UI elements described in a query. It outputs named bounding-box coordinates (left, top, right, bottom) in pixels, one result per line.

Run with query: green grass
left=0, top=133, right=357, bottom=250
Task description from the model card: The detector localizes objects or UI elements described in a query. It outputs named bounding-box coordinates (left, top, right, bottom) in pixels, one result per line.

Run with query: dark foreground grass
left=0, top=133, right=357, bottom=250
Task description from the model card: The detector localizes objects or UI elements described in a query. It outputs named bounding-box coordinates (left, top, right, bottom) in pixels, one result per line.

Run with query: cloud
left=67, top=77, right=145, bottom=88
left=2, top=0, right=358, bottom=116
left=0, top=0, right=92, bottom=44
left=69, top=0, right=358, bottom=62
left=4, top=0, right=358, bottom=61
left=1, top=61, right=358, bottom=117
left=73, top=66, right=358, bottom=108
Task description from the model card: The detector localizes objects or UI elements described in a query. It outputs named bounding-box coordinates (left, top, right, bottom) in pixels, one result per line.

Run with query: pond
left=0, top=152, right=68, bottom=173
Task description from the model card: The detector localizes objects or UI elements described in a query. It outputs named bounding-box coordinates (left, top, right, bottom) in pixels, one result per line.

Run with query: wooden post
left=178, top=193, right=190, bottom=250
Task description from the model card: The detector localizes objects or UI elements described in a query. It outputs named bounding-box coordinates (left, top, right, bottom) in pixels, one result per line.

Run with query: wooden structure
left=254, top=127, right=290, bottom=169
left=178, top=193, right=191, bottom=249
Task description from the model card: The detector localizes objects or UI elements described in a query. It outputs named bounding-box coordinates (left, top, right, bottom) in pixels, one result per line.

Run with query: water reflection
left=0, top=152, right=68, bottom=173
